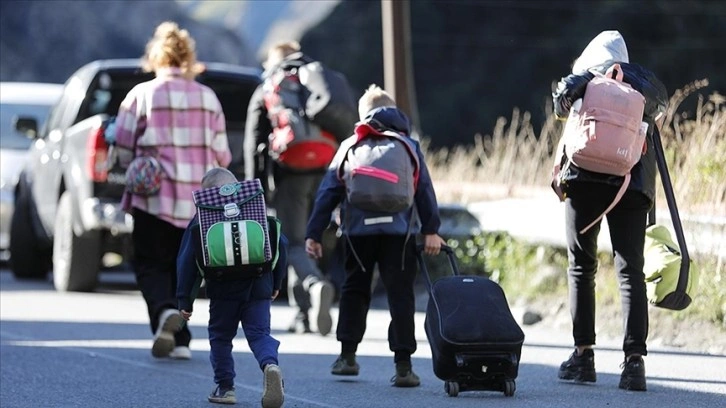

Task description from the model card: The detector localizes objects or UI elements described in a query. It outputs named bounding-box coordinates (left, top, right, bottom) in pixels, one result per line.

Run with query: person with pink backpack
left=551, top=30, right=668, bottom=391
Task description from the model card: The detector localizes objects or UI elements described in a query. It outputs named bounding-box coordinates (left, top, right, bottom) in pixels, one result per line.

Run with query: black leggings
left=564, top=182, right=651, bottom=357
left=132, top=208, right=191, bottom=347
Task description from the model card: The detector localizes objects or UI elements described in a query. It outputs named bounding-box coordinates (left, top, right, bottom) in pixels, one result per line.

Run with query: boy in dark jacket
left=177, top=168, right=287, bottom=407
left=551, top=30, right=668, bottom=392
left=305, top=84, right=445, bottom=387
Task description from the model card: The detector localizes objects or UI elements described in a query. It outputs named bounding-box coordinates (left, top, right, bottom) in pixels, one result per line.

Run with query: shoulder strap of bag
left=579, top=174, right=630, bottom=234
left=651, top=127, right=691, bottom=304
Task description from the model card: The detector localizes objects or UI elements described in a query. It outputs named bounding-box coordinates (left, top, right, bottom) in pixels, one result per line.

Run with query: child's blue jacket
left=176, top=215, right=288, bottom=312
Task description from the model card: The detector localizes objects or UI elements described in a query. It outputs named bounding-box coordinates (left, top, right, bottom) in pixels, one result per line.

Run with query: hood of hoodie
left=358, top=107, right=411, bottom=135
left=572, top=30, right=629, bottom=75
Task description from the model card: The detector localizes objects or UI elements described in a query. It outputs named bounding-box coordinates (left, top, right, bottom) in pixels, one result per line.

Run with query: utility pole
left=381, top=0, right=420, bottom=134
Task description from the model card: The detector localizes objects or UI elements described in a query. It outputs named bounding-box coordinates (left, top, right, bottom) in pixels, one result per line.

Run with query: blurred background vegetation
left=2, top=0, right=724, bottom=149
left=2, top=0, right=723, bottom=333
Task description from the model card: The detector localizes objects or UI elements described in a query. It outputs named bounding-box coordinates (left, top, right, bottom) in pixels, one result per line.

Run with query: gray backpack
left=337, top=126, right=419, bottom=213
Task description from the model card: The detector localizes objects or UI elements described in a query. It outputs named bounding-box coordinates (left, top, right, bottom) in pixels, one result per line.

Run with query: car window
left=198, top=76, right=259, bottom=132
left=75, top=69, right=259, bottom=130
left=76, top=70, right=154, bottom=124
left=0, top=103, right=54, bottom=149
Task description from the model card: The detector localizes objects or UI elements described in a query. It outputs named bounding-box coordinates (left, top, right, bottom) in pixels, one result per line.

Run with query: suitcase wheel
left=504, top=379, right=516, bottom=397
left=444, top=381, right=459, bottom=397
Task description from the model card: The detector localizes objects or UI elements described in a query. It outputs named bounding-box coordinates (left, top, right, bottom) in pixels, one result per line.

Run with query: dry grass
left=425, top=82, right=726, bottom=327
left=426, top=82, right=726, bottom=218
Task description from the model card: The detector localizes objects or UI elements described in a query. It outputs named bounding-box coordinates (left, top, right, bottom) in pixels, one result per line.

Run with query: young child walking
left=305, top=84, right=445, bottom=387
left=177, top=167, right=287, bottom=406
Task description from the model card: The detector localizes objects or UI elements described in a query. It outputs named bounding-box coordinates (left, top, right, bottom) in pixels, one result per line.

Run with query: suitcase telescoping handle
left=649, top=127, right=692, bottom=309
left=416, top=244, right=460, bottom=293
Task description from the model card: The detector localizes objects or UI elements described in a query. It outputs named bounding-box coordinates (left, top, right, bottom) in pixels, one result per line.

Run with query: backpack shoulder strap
left=267, top=216, right=282, bottom=269
left=337, top=123, right=421, bottom=184
left=578, top=173, right=630, bottom=234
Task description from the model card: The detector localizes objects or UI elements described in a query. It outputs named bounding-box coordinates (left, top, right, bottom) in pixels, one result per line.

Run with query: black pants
left=273, top=172, right=326, bottom=313
left=564, top=182, right=651, bottom=357
left=337, top=235, right=417, bottom=362
left=132, top=208, right=191, bottom=347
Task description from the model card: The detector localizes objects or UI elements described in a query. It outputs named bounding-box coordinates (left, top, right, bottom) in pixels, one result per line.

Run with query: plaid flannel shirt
left=115, top=67, right=232, bottom=228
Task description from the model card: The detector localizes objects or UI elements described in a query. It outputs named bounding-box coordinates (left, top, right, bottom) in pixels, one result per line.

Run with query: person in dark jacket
left=551, top=30, right=668, bottom=392
left=305, top=84, right=445, bottom=387
left=177, top=168, right=287, bottom=407
left=244, top=41, right=342, bottom=336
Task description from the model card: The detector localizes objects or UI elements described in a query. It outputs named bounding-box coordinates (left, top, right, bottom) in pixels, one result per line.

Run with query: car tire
left=9, top=183, right=51, bottom=279
left=52, top=192, right=101, bottom=292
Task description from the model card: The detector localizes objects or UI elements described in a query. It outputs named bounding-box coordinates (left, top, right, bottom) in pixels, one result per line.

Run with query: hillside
left=300, top=0, right=726, bottom=147
left=0, top=0, right=255, bottom=84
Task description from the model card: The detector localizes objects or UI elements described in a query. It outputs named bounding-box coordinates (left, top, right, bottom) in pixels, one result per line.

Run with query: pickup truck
left=10, top=59, right=260, bottom=292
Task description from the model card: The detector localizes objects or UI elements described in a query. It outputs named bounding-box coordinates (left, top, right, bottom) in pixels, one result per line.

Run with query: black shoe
left=619, top=356, right=646, bottom=391
left=558, top=348, right=596, bottom=383
left=208, top=385, right=236, bottom=404
left=287, top=312, right=311, bottom=334
left=331, top=355, right=359, bottom=376
left=391, top=362, right=420, bottom=387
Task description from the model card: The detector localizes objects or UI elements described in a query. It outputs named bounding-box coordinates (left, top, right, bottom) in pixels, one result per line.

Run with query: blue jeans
left=208, top=298, right=280, bottom=387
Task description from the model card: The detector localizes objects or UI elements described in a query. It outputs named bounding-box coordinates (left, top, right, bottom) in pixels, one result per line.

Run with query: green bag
left=206, top=220, right=267, bottom=267
left=643, top=224, right=698, bottom=309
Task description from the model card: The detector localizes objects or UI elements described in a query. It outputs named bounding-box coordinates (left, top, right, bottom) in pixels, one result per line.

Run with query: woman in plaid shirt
left=115, top=21, right=232, bottom=361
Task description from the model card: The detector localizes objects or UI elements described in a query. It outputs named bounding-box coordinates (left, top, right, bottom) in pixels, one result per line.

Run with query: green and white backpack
left=192, top=179, right=281, bottom=280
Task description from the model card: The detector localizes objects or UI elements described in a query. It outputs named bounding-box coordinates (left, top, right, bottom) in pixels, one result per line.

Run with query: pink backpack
left=562, top=63, right=647, bottom=233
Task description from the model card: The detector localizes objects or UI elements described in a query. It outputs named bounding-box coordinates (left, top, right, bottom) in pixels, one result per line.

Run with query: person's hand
left=271, top=289, right=279, bottom=300
left=423, top=234, right=446, bottom=256
left=180, top=310, right=192, bottom=321
left=305, top=238, right=323, bottom=259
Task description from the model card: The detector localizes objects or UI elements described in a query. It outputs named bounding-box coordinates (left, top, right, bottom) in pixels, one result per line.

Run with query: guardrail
left=467, top=197, right=726, bottom=259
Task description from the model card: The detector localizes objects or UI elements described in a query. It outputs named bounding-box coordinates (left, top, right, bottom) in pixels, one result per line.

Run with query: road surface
left=1, top=268, right=724, bottom=407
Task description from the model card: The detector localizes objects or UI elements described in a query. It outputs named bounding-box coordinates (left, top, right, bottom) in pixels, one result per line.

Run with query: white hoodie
left=572, top=30, right=629, bottom=75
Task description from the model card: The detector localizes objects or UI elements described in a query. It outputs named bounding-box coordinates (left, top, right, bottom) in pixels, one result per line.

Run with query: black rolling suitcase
left=418, top=245, right=525, bottom=397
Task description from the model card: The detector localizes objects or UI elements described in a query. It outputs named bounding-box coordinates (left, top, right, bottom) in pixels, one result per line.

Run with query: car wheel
left=9, top=183, right=51, bottom=279
left=53, top=192, right=101, bottom=292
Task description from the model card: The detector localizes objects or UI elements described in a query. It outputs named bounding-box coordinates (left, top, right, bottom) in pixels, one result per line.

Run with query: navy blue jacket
left=305, top=107, right=441, bottom=242
left=176, top=215, right=288, bottom=312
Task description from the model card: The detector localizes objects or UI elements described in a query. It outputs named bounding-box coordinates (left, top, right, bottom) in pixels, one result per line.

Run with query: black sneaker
left=558, top=349, right=596, bottom=383
left=619, top=356, right=646, bottom=391
left=287, top=312, right=312, bottom=334
left=391, top=362, right=421, bottom=387
left=331, top=355, right=359, bottom=376
left=208, top=385, right=236, bottom=404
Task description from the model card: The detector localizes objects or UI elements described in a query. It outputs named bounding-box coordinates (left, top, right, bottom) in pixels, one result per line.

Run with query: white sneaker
left=169, top=346, right=191, bottom=360
left=151, top=309, right=183, bottom=358
left=309, top=281, right=335, bottom=336
left=261, top=364, right=284, bottom=408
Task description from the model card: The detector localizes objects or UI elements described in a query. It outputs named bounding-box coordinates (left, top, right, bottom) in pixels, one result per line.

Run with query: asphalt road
left=1, top=267, right=724, bottom=408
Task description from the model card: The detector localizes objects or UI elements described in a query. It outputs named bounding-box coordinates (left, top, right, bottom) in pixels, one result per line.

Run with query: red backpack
left=262, top=65, right=345, bottom=171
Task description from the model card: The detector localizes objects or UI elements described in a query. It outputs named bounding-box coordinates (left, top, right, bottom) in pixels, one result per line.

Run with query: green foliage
left=436, top=231, right=725, bottom=328
left=426, top=232, right=569, bottom=299
left=665, top=255, right=725, bottom=326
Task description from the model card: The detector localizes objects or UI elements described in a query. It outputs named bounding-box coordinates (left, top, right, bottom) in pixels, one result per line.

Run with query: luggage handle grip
left=416, top=244, right=460, bottom=292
